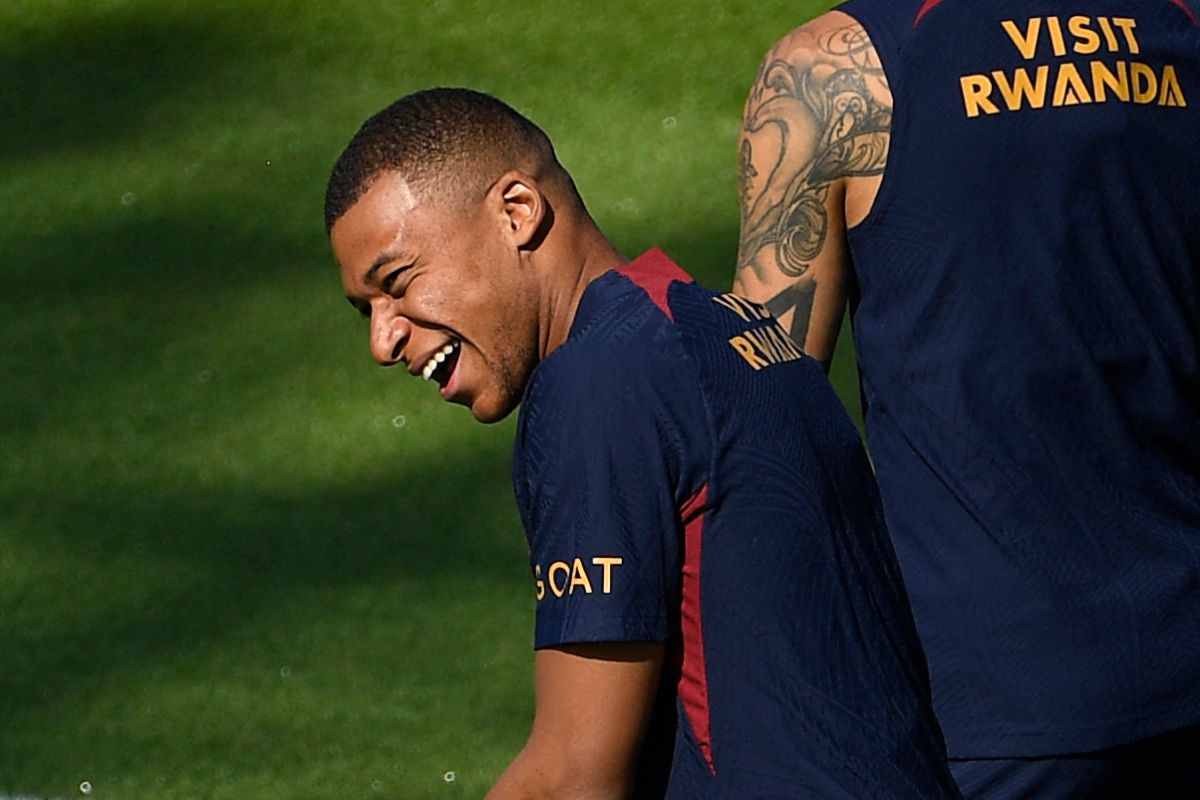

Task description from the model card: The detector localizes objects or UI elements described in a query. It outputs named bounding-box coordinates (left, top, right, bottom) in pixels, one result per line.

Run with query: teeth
left=421, top=341, right=459, bottom=381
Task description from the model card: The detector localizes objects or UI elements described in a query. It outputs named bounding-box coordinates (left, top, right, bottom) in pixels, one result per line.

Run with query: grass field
left=0, top=1, right=847, bottom=797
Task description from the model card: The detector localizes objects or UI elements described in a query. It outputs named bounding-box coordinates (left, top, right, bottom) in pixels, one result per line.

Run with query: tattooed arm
left=734, top=11, right=892, bottom=370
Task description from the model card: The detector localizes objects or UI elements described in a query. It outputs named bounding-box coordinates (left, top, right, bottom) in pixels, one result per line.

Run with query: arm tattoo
left=737, top=24, right=891, bottom=345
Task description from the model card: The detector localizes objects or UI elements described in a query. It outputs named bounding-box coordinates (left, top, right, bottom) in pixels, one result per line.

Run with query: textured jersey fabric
left=838, top=0, right=1200, bottom=758
left=512, top=249, right=962, bottom=798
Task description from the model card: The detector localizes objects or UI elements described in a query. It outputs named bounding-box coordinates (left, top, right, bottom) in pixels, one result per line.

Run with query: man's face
left=331, top=170, right=541, bottom=423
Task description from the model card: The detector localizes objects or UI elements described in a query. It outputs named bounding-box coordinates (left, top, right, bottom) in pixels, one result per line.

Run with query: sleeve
left=514, top=340, right=705, bottom=650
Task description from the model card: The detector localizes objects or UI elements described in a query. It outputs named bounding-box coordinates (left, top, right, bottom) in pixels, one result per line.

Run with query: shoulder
left=512, top=279, right=709, bottom=512
left=742, top=8, right=892, bottom=163
left=523, top=280, right=693, bottom=418
left=552, top=269, right=696, bottom=369
left=771, top=10, right=862, bottom=55
left=744, top=8, right=894, bottom=131
left=764, top=0, right=932, bottom=67
left=531, top=323, right=688, bottom=413
left=741, top=8, right=894, bottom=238
left=757, top=10, right=877, bottom=74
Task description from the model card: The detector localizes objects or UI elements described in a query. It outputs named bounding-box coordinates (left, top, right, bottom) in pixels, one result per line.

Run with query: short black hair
left=324, top=87, right=555, bottom=233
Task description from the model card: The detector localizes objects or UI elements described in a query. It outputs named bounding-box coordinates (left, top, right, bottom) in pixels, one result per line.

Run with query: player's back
left=662, top=257, right=959, bottom=798
left=516, top=249, right=960, bottom=798
left=839, top=0, right=1200, bottom=756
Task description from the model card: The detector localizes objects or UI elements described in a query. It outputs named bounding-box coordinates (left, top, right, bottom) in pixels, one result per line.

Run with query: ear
left=492, top=171, right=545, bottom=249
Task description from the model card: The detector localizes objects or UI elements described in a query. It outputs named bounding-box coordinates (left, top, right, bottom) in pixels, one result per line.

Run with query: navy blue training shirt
left=512, top=249, right=961, bottom=798
left=839, top=0, right=1200, bottom=758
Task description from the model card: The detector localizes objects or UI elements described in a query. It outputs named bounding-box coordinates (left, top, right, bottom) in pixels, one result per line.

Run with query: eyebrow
left=365, top=250, right=407, bottom=283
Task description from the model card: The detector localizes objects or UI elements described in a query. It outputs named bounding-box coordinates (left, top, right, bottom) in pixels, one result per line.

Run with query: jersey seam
left=840, top=4, right=903, bottom=242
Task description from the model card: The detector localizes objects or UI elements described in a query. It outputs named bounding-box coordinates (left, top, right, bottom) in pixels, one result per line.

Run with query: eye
left=381, top=264, right=412, bottom=292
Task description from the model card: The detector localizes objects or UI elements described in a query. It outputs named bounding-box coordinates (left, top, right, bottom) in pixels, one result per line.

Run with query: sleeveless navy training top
left=839, top=0, right=1200, bottom=757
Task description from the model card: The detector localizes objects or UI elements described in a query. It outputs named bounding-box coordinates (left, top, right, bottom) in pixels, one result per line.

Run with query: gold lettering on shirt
left=712, top=294, right=805, bottom=372
left=728, top=326, right=803, bottom=371
left=1052, top=62, right=1092, bottom=106
left=1091, top=60, right=1131, bottom=102
left=712, top=292, right=769, bottom=323
left=534, top=556, right=625, bottom=601
left=592, top=557, right=623, bottom=593
left=1068, top=16, right=1101, bottom=55
left=992, top=66, right=1050, bottom=111
left=961, top=15, right=1187, bottom=117
left=569, top=558, right=593, bottom=594
left=1001, top=18, right=1042, bottom=59
left=547, top=561, right=570, bottom=598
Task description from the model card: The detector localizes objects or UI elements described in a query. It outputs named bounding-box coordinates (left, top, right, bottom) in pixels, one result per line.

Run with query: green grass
left=0, top=1, right=845, bottom=797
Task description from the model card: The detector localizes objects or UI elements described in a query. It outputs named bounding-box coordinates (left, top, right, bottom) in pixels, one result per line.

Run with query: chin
left=467, top=393, right=521, bottom=424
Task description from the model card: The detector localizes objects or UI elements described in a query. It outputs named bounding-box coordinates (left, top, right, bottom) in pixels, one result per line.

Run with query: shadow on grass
left=0, top=439, right=528, bottom=741
left=0, top=190, right=528, bottom=782
left=0, top=7, right=262, bottom=162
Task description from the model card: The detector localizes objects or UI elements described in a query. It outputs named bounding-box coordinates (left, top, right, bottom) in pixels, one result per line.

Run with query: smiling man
left=324, top=88, right=961, bottom=799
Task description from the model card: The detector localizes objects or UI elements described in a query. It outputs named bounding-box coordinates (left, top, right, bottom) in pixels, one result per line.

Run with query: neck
left=536, top=218, right=626, bottom=360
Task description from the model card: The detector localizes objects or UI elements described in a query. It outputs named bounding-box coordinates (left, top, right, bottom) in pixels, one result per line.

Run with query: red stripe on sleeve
left=677, top=484, right=715, bottom=774
left=913, top=0, right=947, bottom=27
left=617, top=248, right=693, bottom=323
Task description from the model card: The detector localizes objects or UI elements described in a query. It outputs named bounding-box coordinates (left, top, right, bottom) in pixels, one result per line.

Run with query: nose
left=369, top=301, right=410, bottom=367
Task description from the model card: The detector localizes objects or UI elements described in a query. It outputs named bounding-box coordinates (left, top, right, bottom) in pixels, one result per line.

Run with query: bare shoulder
left=738, top=9, right=893, bottom=272
left=746, top=10, right=892, bottom=135
left=763, top=11, right=885, bottom=82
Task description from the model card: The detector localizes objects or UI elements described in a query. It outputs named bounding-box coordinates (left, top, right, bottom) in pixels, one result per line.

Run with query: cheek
left=406, top=274, right=465, bottom=319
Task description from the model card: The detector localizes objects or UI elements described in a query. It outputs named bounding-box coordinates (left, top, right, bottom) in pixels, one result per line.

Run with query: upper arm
left=517, top=344, right=702, bottom=650
left=734, top=11, right=892, bottom=369
left=486, top=642, right=664, bottom=800
left=495, top=347, right=701, bottom=798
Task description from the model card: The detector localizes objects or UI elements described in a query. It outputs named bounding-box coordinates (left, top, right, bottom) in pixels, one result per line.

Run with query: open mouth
left=420, top=339, right=461, bottom=387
